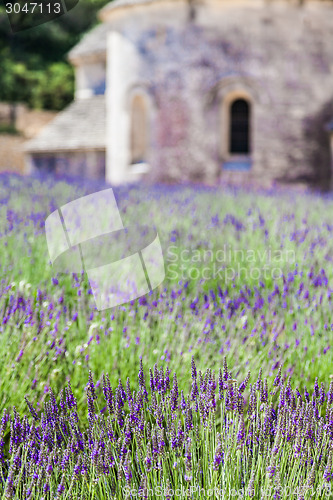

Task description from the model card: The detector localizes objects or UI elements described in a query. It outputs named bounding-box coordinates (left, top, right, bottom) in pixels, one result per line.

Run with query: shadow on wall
left=302, top=98, right=333, bottom=191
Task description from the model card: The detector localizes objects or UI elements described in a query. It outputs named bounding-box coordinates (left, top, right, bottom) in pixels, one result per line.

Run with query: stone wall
left=16, top=107, right=56, bottom=139
left=0, top=103, right=56, bottom=174
left=75, top=59, right=106, bottom=99
left=0, top=102, right=56, bottom=138
left=27, top=150, right=106, bottom=179
left=0, top=135, right=26, bottom=173
left=106, top=0, right=333, bottom=189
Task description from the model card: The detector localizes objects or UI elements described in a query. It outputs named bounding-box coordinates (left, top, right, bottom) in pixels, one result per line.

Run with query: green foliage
left=0, top=0, right=110, bottom=109
left=0, top=54, right=38, bottom=103
left=0, top=54, right=74, bottom=110
left=30, top=62, right=75, bottom=110
left=0, top=175, right=333, bottom=419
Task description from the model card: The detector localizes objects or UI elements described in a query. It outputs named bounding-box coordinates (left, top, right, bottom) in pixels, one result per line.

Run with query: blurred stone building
left=25, top=0, right=333, bottom=189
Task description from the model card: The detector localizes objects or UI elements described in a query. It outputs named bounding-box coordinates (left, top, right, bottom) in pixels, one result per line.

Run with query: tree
left=0, top=0, right=111, bottom=110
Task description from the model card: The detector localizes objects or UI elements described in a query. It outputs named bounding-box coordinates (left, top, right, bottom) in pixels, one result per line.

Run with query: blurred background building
left=21, top=0, right=333, bottom=189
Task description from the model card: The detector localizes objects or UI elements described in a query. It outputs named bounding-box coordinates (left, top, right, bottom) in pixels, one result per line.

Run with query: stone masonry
left=26, top=0, right=333, bottom=190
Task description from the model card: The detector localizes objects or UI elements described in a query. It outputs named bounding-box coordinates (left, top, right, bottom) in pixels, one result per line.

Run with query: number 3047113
left=5, top=3, right=61, bottom=14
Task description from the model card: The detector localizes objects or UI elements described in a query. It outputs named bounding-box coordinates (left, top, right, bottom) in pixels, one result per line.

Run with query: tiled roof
left=100, top=0, right=161, bottom=15
left=25, top=96, right=106, bottom=153
left=68, top=0, right=174, bottom=60
left=68, top=23, right=110, bottom=61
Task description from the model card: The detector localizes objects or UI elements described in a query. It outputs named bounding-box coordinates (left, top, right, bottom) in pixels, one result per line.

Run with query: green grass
left=0, top=175, right=333, bottom=498
left=0, top=175, right=332, bottom=418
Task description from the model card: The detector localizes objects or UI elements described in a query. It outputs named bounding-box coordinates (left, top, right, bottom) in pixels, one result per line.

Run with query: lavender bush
left=0, top=174, right=332, bottom=411
left=0, top=173, right=333, bottom=496
left=1, top=358, right=333, bottom=499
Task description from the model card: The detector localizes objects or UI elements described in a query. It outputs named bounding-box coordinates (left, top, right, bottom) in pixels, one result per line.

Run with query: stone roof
left=69, top=0, right=179, bottom=61
left=68, top=23, right=110, bottom=62
left=25, top=96, right=106, bottom=153
left=100, top=0, right=267, bottom=17
left=100, top=0, right=162, bottom=15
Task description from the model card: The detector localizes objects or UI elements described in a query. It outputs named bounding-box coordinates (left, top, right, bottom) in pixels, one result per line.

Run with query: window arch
left=229, top=98, right=251, bottom=155
left=219, top=90, right=253, bottom=170
left=130, top=94, right=148, bottom=165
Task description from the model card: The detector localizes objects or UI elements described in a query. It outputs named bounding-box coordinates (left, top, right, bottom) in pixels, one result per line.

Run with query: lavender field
left=0, top=174, right=333, bottom=498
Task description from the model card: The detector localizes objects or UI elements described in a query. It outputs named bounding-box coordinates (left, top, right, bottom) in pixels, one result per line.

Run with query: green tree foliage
left=30, top=62, right=75, bottom=110
left=0, top=0, right=111, bottom=110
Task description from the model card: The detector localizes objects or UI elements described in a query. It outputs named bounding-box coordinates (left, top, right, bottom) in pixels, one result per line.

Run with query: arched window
left=229, top=99, right=251, bottom=155
left=130, top=94, right=148, bottom=164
